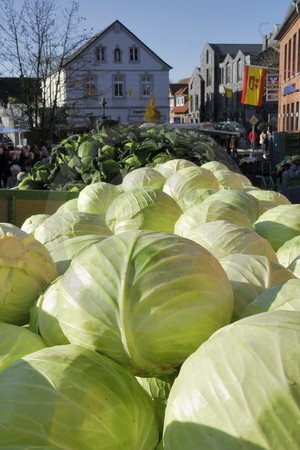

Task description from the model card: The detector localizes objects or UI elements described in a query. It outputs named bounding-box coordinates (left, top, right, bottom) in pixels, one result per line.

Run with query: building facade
left=199, top=43, right=263, bottom=124
left=46, top=20, right=171, bottom=131
left=275, top=1, right=300, bottom=132
left=169, top=78, right=190, bottom=123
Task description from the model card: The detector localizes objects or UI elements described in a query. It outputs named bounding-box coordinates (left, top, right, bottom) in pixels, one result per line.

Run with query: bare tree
left=0, top=0, right=92, bottom=144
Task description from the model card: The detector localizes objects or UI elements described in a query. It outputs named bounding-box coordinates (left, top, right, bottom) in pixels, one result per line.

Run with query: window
left=141, top=75, right=151, bottom=97
left=129, top=47, right=139, bottom=61
left=113, top=75, right=124, bottom=97
left=225, top=62, right=231, bottom=83
left=85, top=75, right=96, bottom=97
left=206, top=68, right=212, bottom=86
left=114, top=48, right=121, bottom=62
left=206, top=50, right=212, bottom=64
left=237, top=59, right=243, bottom=81
left=96, top=46, right=106, bottom=62
left=176, top=96, right=184, bottom=106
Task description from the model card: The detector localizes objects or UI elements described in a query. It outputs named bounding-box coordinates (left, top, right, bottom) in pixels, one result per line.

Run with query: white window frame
left=96, top=46, right=106, bottom=62
left=113, top=74, right=124, bottom=97
left=129, top=46, right=139, bottom=62
left=114, top=48, right=121, bottom=62
left=141, top=75, right=152, bottom=97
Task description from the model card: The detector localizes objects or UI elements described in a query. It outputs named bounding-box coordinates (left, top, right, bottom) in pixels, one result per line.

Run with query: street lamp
left=100, top=97, right=107, bottom=119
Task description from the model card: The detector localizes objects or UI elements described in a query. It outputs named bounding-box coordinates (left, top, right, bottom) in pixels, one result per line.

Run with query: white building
left=45, top=20, right=171, bottom=130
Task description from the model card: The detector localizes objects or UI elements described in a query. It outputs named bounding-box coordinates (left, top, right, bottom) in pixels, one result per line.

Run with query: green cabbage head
left=0, top=345, right=159, bottom=448
left=163, top=310, right=300, bottom=450
left=254, top=204, right=300, bottom=251
left=106, top=187, right=182, bottom=234
left=57, top=230, right=234, bottom=377
left=0, top=223, right=57, bottom=325
left=219, top=253, right=296, bottom=321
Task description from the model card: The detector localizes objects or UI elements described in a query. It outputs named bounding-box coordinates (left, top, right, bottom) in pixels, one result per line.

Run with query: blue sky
left=75, top=0, right=291, bottom=82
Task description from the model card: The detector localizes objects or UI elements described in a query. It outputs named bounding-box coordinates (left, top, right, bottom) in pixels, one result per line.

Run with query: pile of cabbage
left=0, top=158, right=299, bottom=449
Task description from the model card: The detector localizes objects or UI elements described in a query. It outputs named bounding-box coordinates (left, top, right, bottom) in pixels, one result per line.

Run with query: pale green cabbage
left=212, top=169, right=244, bottom=190
left=29, top=277, right=69, bottom=347
left=202, top=189, right=261, bottom=223
left=0, top=345, right=159, bottom=448
left=184, top=220, right=278, bottom=261
left=0, top=223, right=57, bottom=325
left=34, top=209, right=112, bottom=252
left=0, top=322, right=46, bottom=371
left=254, top=204, right=300, bottom=251
left=163, top=166, right=220, bottom=201
left=200, top=161, right=229, bottom=171
left=219, top=253, right=296, bottom=321
left=246, top=188, right=291, bottom=209
left=106, top=187, right=182, bottom=234
left=50, top=234, right=108, bottom=275
left=155, top=158, right=197, bottom=179
left=177, top=188, right=218, bottom=211
left=174, top=201, right=253, bottom=236
left=122, top=167, right=166, bottom=191
left=241, top=279, right=300, bottom=318
left=276, top=235, right=300, bottom=267
left=21, top=214, right=50, bottom=234
left=57, top=230, right=234, bottom=377
left=77, top=181, right=121, bottom=215
left=163, top=310, right=300, bottom=450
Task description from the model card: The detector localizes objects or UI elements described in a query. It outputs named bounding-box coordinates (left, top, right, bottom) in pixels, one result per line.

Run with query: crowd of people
left=0, top=144, right=50, bottom=189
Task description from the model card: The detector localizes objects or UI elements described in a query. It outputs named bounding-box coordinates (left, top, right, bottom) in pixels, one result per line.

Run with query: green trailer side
left=0, top=190, right=78, bottom=228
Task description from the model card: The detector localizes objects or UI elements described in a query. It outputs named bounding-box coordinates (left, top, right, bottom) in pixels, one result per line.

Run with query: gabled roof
left=169, top=83, right=188, bottom=96
left=63, top=19, right=172, bottom=70
left=207, top=43, right=262, bottom=58
left=274, top=1, right=300, bottom=40
left=171, top=104, right=189, bottom=113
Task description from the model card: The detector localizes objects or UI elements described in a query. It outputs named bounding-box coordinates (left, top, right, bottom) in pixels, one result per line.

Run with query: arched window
left=114, top=48, right=121, bottom=62
left=237, top=59, right=243, bottom=81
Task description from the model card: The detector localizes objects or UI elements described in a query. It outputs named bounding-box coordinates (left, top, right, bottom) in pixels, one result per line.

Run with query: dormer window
left=114, top=48, right=121, bottom=62
left=129, top=46, right=139, bottom=62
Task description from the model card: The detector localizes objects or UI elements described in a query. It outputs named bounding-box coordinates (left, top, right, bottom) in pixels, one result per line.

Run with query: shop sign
left=283, top=83, right=299, bottom=96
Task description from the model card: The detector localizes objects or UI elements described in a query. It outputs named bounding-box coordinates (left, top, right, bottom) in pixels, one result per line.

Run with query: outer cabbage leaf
left=200, top=161, right=229, bottom=171
left=106, top=187, right=182, bottom=234
left=21, top=214, right=50, bottom=234
left=34, top=209, right=112, bottom=252
left=0, top=224, right=57, bottom=325
left=219, top=253, right=296, bottom=321
left=50, top=234, right=108, bottom=275
left=29, top=277, right=69, bottom=347
left=0, top=323, right=46, bottom=371
left=177, top=188, right=218, bottom=211
left=254, top=204, right=300, bottom=251
left=212, top=169, right=244, bottom=190
left=288, top=255, right=300, bottom=278
left=77, top=181, right=121, bottom=215
left=246, top=188, right=291, bottom=210
left=122, top=167, right=166, bottom=191
left=174, top=201, right=253, bottom=236
left=163, top=166, right=220, bottom=201
left=276, top=236, right=300, bottom=267
left=0, top=345, right=159, bottom=448
left=241, top=279, right=300, bottom=318
left=57, top=230, right=234, bottom=377
left=163, top=310, right=300, bottom=450
left=155, top=158, right=197, bottom=179
left=202, top=189, right=261, bottom=223
left=184, top=220, right=278, bottom=261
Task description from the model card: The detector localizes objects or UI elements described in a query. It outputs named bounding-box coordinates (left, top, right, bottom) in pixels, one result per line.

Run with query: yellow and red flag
left=241, top=65, right=267, bottom=106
